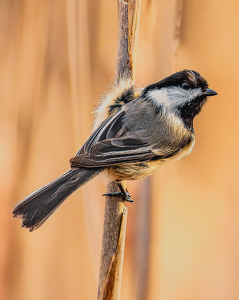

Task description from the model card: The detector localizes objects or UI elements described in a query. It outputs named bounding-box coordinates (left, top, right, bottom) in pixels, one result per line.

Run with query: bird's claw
left=103, top=191, right=134, bottom=203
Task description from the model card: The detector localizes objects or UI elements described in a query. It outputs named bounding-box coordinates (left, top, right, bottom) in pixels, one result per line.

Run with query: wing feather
left=70, top=137, right=154, bottom=168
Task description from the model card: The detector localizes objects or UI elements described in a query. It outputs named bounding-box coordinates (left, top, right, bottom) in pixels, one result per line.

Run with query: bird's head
left=143, top=69, right=217, bottom=129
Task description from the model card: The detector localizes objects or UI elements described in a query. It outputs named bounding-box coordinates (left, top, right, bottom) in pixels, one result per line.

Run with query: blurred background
left=1, top=0, right=239, bottom=299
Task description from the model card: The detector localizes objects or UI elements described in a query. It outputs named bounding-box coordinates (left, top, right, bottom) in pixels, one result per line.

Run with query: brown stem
left=97, top=0, right=141, bottom=299
left=97, top=182, right=127, bottom=300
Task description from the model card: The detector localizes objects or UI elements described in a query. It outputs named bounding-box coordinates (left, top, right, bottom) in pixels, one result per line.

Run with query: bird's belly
left=106, top=138, right=195, bottom=182
left=106, top=159, right=168, bottom=182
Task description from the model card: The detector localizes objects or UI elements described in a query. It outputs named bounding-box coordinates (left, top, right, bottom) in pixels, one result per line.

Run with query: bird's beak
left=204, top=88, right=217, bottom=96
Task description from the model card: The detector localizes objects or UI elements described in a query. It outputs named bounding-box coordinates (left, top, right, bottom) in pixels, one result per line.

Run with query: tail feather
left=12, top=168, right=102, bottom=231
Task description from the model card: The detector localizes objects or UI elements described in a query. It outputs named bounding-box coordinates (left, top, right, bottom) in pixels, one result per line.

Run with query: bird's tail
left=12, top=168, right=102, bottom=231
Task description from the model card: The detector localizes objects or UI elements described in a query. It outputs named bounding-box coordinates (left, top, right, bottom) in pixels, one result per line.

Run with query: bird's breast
left=106, top=159, right=168, bottom=182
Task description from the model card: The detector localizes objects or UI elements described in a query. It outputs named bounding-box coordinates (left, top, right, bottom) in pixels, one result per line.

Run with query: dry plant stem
left=115, top=0, right=141, bottom=84
left=97, top=0, right=141, bottom=299
left=98, top=182, right=128, bottom=300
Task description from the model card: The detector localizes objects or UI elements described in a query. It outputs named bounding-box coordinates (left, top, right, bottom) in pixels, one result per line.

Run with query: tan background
left=1, top=0, right=239, bottom=299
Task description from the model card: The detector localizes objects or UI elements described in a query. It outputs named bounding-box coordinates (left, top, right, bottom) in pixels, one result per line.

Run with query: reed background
left=1, top=1, right=239, bottom=299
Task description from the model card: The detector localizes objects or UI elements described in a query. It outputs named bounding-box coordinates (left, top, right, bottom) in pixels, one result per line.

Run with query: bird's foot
left=103, top=183, right=134, bottom=203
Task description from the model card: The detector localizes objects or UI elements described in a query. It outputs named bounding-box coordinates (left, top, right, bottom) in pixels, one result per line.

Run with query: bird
left=12, top=69, right=217, bottom=231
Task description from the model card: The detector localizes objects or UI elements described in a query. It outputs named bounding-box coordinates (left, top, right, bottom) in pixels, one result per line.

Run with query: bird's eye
left=181, top=82, right=190, bottom=90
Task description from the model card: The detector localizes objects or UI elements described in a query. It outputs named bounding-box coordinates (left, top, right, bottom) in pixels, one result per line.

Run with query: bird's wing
left=70, top=108, right=188, bottom=168
left=70, top=137, right=155, bottom=167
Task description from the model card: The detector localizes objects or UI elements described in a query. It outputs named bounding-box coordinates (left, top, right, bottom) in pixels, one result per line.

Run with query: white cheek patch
left=147, top=86, right=203, bottom=109
left=147, top=88, right=170, bottom=107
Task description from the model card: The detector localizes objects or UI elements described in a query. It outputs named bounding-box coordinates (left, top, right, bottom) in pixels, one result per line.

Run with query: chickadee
left=12, top=70, right=217, bottom=231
